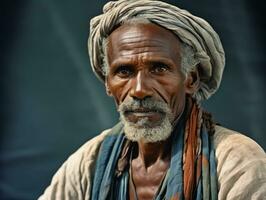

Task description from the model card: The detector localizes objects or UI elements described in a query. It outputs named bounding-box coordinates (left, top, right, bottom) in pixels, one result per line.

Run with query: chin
left=121, top=116, right=173, bottom=143
left=118, top=97, right=175, bottom=143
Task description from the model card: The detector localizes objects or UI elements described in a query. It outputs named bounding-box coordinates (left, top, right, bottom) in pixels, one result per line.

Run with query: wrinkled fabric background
left=0, top=0, right=265, bottom=199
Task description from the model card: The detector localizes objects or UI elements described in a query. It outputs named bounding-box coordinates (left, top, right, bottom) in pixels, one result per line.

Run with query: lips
left=124, top=107, right=164, bottom=122
left=124, top=108, right=163, bottom=115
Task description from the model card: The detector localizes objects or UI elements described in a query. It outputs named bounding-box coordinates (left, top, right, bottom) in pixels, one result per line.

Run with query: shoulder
left=38, top=128, right=111, bottom=200
left=62, top=128, right=111, bottom=179
left=70, top=128, right=111, bottom=165
left=213, top=125, right=266, bottom=200
left=213, top=125, right=265, bottom=163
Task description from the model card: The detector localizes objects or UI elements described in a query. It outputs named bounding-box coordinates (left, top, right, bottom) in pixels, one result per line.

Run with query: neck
left=133, top=98, right=193, bottom=169
left=135, top=138, right=171, bottom=169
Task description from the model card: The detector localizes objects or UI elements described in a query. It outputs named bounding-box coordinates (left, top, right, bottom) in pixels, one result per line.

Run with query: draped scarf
left=91, top=103, right=218, bottom=200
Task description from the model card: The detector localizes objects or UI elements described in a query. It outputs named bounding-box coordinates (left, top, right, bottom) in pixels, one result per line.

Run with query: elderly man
left=39, top=0, right=266, bottom=199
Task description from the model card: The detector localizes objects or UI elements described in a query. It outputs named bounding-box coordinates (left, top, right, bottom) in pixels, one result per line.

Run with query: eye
left=150, top=62, right=169, bottom=74
left=114, top=65, right=133, bottom=78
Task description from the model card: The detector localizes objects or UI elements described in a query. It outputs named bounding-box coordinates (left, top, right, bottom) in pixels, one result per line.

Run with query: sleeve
left=38, top=129, right=110, bottom=200
left=214, top=126, right=266, bottom=200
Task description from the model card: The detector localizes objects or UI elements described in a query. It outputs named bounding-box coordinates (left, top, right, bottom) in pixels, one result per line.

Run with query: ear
left=184, top=67, right=200, bottom=95
left=105, top=80, right=112, bottom=96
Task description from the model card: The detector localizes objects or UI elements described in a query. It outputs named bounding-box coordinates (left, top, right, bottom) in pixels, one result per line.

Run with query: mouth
left=124, top=107, right=163, bottom=115
left=123, top=107, right=165, bottom=126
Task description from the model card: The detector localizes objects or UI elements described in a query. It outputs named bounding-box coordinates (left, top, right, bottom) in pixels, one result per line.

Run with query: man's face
left=105, top=23, right=191, bottom=142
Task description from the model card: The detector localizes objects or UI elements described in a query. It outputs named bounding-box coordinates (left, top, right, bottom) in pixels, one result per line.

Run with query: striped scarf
left=91, top=103, right=218, bottom=200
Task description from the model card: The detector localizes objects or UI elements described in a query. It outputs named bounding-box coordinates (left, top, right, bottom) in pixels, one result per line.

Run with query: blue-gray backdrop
left=1, top=0, right=265, bottom=199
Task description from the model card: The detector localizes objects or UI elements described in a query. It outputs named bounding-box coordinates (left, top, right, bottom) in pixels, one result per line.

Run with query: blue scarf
left=91, top=106, right=218, bottom=200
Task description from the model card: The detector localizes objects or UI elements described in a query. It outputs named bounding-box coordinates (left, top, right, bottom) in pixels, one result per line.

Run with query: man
left=39, top=0, right=266, bottom=199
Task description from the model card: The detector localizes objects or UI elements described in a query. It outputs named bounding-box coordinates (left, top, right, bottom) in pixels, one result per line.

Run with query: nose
left=129, top=71, right=153, bottom=100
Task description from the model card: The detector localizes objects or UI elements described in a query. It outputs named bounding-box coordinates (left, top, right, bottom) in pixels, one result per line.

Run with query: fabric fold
left=91, top=104, right=218, bottom=199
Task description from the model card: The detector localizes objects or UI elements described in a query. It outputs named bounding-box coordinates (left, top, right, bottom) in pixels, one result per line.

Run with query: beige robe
left=38, top=126, right=266, bottom=200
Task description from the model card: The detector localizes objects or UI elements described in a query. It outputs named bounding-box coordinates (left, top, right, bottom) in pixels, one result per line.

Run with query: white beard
left=118, top=98, right=174, bottom=143
left=121, top=115, right=173, bottom=143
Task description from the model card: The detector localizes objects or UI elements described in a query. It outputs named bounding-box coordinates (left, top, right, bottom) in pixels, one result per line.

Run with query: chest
left=129, top=160, right=169, bottom=200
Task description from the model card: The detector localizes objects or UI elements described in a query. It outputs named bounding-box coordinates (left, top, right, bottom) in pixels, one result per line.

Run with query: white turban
left=88, top=0, right=225, bottom=101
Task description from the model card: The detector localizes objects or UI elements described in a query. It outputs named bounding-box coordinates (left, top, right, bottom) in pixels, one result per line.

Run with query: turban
left=88, top=0, right=225, bottom=101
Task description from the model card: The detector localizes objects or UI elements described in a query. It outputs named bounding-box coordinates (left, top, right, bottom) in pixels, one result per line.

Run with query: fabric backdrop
left=0, top=0, right=265, bottom=199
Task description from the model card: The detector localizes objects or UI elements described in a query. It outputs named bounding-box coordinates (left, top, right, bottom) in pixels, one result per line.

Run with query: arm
left=214, top=126, right=266, bottom=200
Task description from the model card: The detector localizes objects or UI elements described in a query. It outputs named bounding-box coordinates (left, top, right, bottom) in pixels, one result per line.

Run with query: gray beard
left=118, top=98, right=174, bottom=143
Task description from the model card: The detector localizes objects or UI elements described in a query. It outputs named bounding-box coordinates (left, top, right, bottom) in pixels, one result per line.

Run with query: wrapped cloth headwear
left=88, top=0, right=225, bottom=101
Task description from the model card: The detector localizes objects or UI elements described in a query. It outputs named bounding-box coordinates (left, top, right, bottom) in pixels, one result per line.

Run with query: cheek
left=156, top=76, right=185, bottom=103
left=170, top=86, right=186, bottom=106
left=170, top=85, right=186, bottom=118
left=156, top=77, right=186, bottom=117
left=107, top=78, right=130, bottom=105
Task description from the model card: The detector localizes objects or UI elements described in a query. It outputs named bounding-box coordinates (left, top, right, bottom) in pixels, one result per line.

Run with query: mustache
left=118, top=98, right=171, bottom=114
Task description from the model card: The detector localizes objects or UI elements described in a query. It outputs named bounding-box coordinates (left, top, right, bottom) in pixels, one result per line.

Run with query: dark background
left=0, top=0, right=265, bottom=199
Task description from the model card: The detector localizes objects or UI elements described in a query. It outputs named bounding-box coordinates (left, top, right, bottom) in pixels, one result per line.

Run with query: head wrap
left=88, top=0, right=225, bottom=101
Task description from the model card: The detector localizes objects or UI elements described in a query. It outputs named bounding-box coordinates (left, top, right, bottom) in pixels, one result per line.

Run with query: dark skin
left=105, top=23, right=199, bottom=200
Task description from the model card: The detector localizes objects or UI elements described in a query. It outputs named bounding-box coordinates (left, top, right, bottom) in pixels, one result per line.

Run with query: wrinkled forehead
left=110, top=21, right=180, bottom=43
left=106, top=22, right=182, bottom=58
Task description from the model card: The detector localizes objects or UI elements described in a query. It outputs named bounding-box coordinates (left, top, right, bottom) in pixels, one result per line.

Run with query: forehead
left=106, top=23, right=181, bottom=64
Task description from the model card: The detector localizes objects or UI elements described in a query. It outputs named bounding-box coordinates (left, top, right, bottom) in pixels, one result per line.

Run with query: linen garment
left=38, top=126, right=266, bottom=200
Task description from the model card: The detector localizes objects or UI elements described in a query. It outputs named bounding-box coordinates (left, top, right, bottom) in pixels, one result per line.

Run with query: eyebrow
left=111, top=57, right=176, bottom=66
left=145, top=59, right=174, bottom=67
